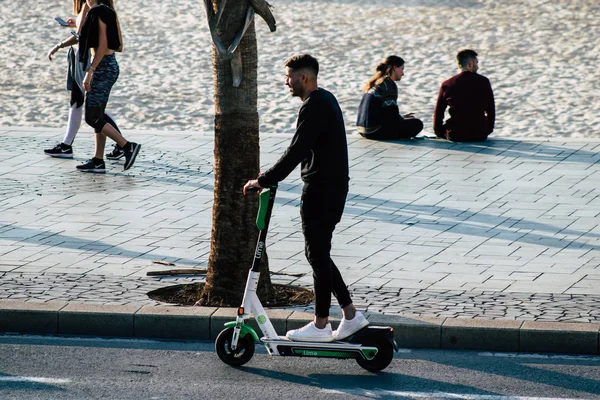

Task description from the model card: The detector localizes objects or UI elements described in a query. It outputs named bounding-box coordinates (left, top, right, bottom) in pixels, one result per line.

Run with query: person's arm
left=115, top=16, right=123, bottom=52
left=433, top=84, right=447, bottom=137
left=47, top=35, right=77, bottom=60
left=48, top=9, right=85, bottom=63
left=257, top=101, right=320, bottom=187
left=83, top=19, right=109, bottom=91
left=76, top=3, right=90, bottom=34
left=485, top=80, right=495, bottom=134
left=50, top=3, right=89, bottom=61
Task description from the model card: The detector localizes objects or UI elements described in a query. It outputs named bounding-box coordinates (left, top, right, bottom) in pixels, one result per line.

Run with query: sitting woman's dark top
left=357, top=77, right=423, bottom=140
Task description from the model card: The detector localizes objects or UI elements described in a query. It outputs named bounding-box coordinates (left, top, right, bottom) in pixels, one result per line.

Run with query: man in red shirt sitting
left=433, top=49, right=495, bottom=142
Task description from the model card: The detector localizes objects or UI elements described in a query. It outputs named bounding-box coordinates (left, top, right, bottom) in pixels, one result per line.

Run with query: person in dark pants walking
left=433, top=49, right=496, bottom=142
left=357, top=55, right=423, bottom=140
left=244, top=54, right=368, bottom=342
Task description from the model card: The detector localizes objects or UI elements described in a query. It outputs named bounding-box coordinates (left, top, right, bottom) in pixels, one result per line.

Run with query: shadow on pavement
left=400, top=137, right=600, bottom=165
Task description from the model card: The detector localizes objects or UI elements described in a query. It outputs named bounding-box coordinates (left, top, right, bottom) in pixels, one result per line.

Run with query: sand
left=1, top=0, right=599, bottom=138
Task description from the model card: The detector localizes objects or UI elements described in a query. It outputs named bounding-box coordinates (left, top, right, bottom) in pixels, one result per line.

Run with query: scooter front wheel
left=355, top=334, right=394, bottom=372
left=215, top=327, right=255, bottom=366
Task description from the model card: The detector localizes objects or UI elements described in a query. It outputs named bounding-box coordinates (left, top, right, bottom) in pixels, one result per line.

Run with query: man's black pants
left=300, top=187, right=352, bottom=318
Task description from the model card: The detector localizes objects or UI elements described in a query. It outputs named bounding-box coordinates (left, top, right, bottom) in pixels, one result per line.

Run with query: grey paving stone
left=369, top=314, right=444, bottom=349
left=442, top=319, right=522, bottom=352
left=135, top=305, right=217, bottom=340
left=58, top=303, right=141, bottom=337
left=0, top=300, right=67, bottom=334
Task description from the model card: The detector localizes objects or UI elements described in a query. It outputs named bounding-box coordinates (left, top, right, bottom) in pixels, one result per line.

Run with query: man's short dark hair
left=456, top=49, right=478, bottom=68
left=284, top=54, right=319, bottom=76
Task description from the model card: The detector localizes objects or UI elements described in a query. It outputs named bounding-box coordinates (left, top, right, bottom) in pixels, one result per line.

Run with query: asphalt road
left=1, top=335, right=600, bottom=399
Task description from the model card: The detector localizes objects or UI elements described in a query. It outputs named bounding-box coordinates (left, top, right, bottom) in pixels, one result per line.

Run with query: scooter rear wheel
left=355, top=334, right=394, bottom=372
left=215, top=327, right=255, bottom=366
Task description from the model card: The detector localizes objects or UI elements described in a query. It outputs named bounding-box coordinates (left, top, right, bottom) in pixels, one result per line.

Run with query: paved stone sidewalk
left=1, top=127, right=599, bottom=322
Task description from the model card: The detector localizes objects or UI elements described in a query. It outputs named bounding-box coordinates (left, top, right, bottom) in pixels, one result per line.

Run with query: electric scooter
left=215, top=185, right=398, bottom=372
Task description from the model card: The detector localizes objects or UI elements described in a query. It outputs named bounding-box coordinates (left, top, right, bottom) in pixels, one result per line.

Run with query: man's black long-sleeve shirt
left=258, top=88, right=349, bottom=190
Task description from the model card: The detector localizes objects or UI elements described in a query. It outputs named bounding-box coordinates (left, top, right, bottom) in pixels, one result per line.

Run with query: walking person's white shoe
left=286, top=322, right=334, bottom=342
left=333, top=311, right=369, bottom=340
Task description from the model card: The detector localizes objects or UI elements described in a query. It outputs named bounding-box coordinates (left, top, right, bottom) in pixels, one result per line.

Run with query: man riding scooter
left=244, top=54, right=369, bottom=342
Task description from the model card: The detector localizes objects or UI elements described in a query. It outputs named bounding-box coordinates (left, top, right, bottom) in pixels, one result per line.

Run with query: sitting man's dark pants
left=440, top=118, right=490, bottom=142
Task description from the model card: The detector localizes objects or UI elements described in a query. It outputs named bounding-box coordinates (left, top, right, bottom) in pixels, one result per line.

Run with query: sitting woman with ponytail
left=356, top=56, right=423, bottom=140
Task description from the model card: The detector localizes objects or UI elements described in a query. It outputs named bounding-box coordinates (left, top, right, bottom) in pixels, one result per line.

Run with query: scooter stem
left=250, top=186, right=277, bottom=273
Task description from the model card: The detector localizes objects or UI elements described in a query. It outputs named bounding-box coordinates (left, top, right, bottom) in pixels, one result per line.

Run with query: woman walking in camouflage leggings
left=77, top=0, right=140, bottom=173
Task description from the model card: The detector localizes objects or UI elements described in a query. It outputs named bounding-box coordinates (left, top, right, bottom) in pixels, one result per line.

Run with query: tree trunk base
left=148, top=282, right=313, bottom=307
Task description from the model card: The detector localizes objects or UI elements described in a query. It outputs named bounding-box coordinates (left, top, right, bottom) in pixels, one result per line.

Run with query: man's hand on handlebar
left=243, top=179, right=264, bottom=195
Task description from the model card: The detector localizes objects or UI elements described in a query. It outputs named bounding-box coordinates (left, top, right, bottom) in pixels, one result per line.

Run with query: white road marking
left=0, top=376, right=70, bottom=384
left=322, top=389, right=583, bottom=399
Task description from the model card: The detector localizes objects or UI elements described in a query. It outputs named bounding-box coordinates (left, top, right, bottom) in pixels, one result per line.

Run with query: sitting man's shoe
left=332, top=311, right=369, bottom=340
left=286, top=322, right=334, bottom=342
left=123, top=142, right=141, bottom=171
left=106, top=144, right=125, bottom=160
left=44, top=143, right=73, bottom=158
left=76, top=158, right=105, bottom=173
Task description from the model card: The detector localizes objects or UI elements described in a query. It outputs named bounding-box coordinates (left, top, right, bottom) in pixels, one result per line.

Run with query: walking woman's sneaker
left=44, top=143, right=73, bottom=158
left=76, top=158, right=105, bottom=173
left=123, top=142, right=141, bottom=171
left=106, top=144, right=125, bottom=160
left=286, top=322, right=334, bottom=342
left=332, top=311, right=369, bottom=340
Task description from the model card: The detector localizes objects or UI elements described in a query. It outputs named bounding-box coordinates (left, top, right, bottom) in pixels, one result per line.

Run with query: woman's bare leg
left=94, top=133, right=107, bottom=160
left=101, top=122, right=127, bottom=148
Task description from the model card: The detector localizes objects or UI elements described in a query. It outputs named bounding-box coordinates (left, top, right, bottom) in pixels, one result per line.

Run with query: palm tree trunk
left=200, top=0, right=274, bottom=306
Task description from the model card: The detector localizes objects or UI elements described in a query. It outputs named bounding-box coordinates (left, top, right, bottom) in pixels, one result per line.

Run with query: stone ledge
left=520, top=321, right=599, bottom=355
left=368, top=314, right=445, bottom=349
left=59, top=303, right=142, bottom=338
left=442, top=318, right=522, bottom=352
left=1, top=301, right=600, bottom=355
left=0, top=300, right=67, bottom=334
left=135, top=305, right=218, bottom=340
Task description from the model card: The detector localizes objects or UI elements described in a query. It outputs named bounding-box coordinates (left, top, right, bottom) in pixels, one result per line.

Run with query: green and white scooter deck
left=261, top=336, right=379, bottom=360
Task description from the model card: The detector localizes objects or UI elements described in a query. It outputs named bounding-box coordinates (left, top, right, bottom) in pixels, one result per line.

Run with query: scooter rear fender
left=347, top=325, right=399, bottom=351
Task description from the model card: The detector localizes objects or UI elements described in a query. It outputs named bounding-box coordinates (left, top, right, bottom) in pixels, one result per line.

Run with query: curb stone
left=1, top=300, right=599, bottom=356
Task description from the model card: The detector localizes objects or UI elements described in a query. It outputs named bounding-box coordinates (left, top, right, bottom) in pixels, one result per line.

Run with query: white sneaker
left=333, top=311, right=369, bottom=340
left=286, top=322, right=334, bottom=342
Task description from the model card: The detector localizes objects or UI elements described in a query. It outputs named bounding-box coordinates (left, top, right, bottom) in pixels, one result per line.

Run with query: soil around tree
left=148, top=282, right=314, bottom=307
